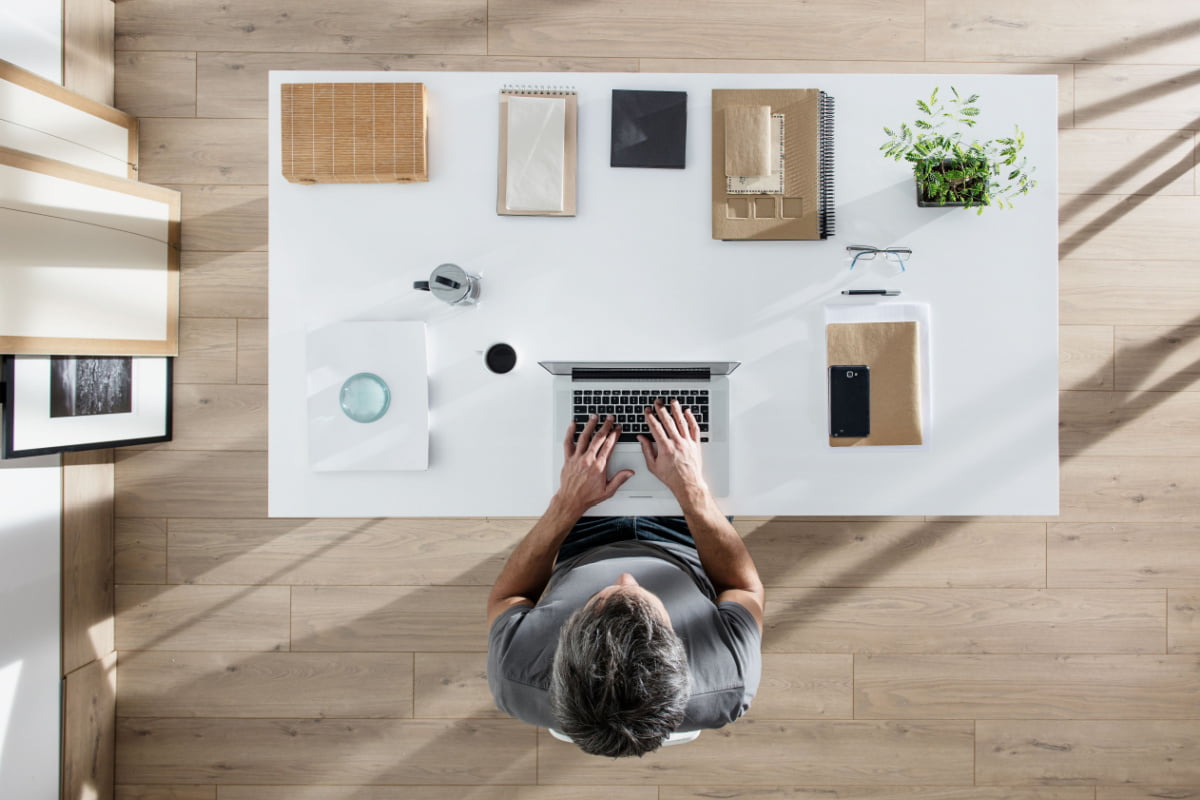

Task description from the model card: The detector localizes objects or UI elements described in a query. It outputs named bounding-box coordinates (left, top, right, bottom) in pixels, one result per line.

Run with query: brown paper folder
left=712, top=88, right=834, bottom=240
left=826, top=321, right=923, bottom=446
left=281, top=83, right=427, bottom=184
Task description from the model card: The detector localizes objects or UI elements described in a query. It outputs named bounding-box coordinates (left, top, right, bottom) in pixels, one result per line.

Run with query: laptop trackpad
left=608, top=446, right=667, bottom=496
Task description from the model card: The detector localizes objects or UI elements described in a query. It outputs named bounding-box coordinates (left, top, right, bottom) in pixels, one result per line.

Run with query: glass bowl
left=339, top=372, right=391, bottom=423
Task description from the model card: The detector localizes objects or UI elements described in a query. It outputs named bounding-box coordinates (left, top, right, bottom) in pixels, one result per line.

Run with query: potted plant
left=881, top=87, right=1036, bottom=212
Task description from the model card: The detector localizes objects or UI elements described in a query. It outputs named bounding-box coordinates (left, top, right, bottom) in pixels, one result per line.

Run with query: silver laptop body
left=539, top=361, right=740, bottom=499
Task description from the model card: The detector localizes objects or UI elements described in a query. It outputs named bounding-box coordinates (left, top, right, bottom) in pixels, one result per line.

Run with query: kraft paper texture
left=711, top=88, right=822, bottom=241
left=724, top=105, right=772, bottom=177
left=826, top=321, right=923, bottom=447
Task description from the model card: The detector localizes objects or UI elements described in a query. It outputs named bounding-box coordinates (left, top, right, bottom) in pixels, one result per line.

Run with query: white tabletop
left=268, top=71, right=1059, bottom=517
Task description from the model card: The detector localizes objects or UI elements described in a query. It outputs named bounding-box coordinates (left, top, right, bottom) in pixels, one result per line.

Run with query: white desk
left=268, top=71, right=1058, bottom=517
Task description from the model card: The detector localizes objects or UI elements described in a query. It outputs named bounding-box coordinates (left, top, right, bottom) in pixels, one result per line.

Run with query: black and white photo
left=49, top=357, right=133, bottom=418
left=3, top=356, right=172, bottom=458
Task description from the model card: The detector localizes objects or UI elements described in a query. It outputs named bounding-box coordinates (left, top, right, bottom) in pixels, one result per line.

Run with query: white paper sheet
left=505, top=96, right=565, bottom=212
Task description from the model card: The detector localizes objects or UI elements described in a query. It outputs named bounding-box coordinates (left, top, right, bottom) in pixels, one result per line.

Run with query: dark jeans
left=557, top=516, right=696, bottom=563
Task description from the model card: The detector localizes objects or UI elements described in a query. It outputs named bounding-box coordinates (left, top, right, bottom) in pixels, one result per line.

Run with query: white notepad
left=504, top=95, right=566, bottom=212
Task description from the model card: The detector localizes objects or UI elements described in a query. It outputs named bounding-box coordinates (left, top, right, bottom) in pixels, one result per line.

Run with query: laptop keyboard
left=573, top=389, right=709, bottom=443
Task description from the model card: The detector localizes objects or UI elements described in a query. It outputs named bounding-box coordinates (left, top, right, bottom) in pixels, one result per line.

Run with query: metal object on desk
left=413, top=263, right=480, bottom=305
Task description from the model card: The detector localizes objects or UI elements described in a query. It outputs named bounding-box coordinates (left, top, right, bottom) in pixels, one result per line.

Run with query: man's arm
left=639, top=400, right=765, bottom=629
left=486, top=415, right=632, bottom=626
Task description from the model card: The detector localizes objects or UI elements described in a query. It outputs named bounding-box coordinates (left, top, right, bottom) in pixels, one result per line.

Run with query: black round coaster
left=485, top=343, right=517, bottom=374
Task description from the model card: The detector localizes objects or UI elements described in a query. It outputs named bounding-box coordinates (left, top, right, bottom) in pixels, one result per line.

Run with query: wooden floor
left=111, top=1, right=1200, bottom=798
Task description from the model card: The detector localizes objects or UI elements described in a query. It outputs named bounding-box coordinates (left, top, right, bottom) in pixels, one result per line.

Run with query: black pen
left=842, top=289, right=900, bottom=296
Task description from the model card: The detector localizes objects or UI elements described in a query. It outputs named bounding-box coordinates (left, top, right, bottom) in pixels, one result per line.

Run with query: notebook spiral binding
left=818, top=91, right=836, bottom=239
left=501, top=85, right=577, bottom=95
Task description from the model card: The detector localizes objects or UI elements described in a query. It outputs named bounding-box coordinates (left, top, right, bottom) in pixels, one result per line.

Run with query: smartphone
left=829, top=365, right=870, bottom=438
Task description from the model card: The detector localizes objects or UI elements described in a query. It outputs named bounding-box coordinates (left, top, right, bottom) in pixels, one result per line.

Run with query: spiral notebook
left=497, top=86, right=578, bottom=216
left=711, top=88, right=835, bottom=241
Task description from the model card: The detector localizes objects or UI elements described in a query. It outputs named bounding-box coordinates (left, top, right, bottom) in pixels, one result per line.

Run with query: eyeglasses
left=847, top=245, right=912, bottom=272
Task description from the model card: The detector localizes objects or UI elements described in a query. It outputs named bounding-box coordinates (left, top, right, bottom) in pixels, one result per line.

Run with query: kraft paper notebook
left=280, top=83, right=428, bottom=184
left=826, top=320, right=923, bottom=447
left=711, top=88, right=834, bottom=241
left=497, top=86, right=578, bottom=216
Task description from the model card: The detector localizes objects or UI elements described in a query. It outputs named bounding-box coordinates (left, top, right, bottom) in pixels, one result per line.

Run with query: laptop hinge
left=571, top=367, right=711, bottom=382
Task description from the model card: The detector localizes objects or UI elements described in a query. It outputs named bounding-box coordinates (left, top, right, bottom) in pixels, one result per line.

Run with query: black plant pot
left=914, top=158, right=990, bottom=208
left=915, top=183, right=969, bottom=207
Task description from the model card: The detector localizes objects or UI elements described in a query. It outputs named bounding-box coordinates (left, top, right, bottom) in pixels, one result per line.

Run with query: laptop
left=539, top=361, right=740, bottom=498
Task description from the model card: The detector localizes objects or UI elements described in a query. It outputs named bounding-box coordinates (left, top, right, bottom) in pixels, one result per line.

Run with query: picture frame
left=1, top=355, right=173, bottom=458
left=0, top=147, right=180, bottom=357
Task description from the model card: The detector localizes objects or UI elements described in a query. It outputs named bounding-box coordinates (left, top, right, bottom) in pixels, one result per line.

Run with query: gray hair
left=549, top=590, right=690, bottom=757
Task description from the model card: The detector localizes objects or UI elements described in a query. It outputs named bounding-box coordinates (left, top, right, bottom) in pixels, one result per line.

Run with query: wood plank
left=744, top=654, right=852, bottom=720
left=1049, top=523, right=1200, bottom=588
left=1076, top=64, right=1200, bottom=129
left=1115, top=325, right=1200, bottom=392
left=1059, top=129, right=1195, bottom=196
left=114, top=451, right=267, bottom=518
left=1060, top=195, right=1200, bottom=262
left=116, top=518, right=167, bottom=585
left=291, top=586, right=487, bottom=652
left=926, top=0, right=1200, bottom=64
left=1169, top=591, right=1200, bottom=653
left=413, top=652, right=502, bottom=718
left=1098, top=789, right=1200, bottom=800
left=1061, top=260, right=1200, bottom=326
left=163, top=384, right=268, bottom=451
left=662, top=790, right=1095, bottom=800
left=1060, top=390, right=1200, bottom=458
left=737, top=519, right=1046, bottom=588
left=137, top=118, right=267, bottom=184
left=642, top=60, right=1076, bottom=127
left=117, top=786, right=215, bottom=800
left=116, top=0, right=487, bottom=54
left=763, top=588, right=1164, bottom=653
left=196, top=53, right=638, bottom=118
left=976, top=720, right=1200, bottom=784
left=219, top=788, right=657, bottom=800
left=62, top=449, right=115, bottom=675
left=166, top=517, right=527, bottom=585
left=116, top=584, right=290, bottom=652
left=176, top=186, right=268, bottom=254
left=537, top=719, right=973, bottom=785
left=181, top=253, right=267, bottom=318
left=116, top=52, right=197, bottom=118
left=64, top=0, right=116, bottom=105
left=1060, top=456, right=1200, bottom=523
left=855, top=654, right=1200, bottom=718
left=115, top=718, right=535, bottom=785
left=64, top=653, right=117, bottom=800
left=1060, top=326, right=1113, bottom=390
left=117, top=651, right=413, bottom=718
left=489, top=0, right=924, bottom=61
left=236, top=319, right=267, bottom=385
left=175, top=318, right=238, bottom=384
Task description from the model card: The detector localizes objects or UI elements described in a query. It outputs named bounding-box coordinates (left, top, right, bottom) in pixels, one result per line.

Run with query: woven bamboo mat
left=281, top=83, right=427, bottom=184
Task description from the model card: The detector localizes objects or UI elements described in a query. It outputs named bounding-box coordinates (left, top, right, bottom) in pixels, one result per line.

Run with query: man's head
left=549, top=573, right=690, bottom=758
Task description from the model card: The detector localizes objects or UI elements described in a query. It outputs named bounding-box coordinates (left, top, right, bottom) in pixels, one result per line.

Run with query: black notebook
left=610, top=89, right=687, bottom=169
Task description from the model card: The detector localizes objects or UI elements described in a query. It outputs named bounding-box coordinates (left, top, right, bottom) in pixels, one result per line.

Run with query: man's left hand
left=555, top=414, right=633, bottom=516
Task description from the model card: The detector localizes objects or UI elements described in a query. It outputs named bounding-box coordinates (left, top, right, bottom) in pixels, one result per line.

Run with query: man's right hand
left=637, top=399, right=709, bottom=502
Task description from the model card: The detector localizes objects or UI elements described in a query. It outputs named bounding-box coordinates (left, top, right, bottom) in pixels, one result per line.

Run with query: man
left=487, top=400, right=764, bottom=758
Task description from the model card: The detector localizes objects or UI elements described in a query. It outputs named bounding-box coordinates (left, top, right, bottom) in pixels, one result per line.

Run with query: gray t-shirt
left=487, top=540, right=762, bottom=730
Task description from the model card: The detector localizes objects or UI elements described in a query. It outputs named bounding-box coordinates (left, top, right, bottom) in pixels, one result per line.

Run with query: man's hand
left=555, top=414, right=634, bottom=517
left=638, top=399, right=709, bottom=501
